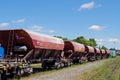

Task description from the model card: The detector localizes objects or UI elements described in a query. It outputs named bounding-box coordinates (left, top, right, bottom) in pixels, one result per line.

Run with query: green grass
left=29, top=63, right=41, bottom=68
left=76, top=56, right=120, bottom=80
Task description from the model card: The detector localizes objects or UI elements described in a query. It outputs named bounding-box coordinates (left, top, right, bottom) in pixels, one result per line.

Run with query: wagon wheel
left=16, top=67, right=24, bottom=79
left=60, top=62, right=65, bottom=68
left=55, top=62, right=61, bottom=69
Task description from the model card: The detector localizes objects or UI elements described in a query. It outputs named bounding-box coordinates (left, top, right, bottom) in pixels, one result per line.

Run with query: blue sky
left=0, top=0, right=120, bottom=49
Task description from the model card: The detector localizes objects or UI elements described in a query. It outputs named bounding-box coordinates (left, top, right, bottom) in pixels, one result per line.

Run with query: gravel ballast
left=25, top=60, right=107, bottom=80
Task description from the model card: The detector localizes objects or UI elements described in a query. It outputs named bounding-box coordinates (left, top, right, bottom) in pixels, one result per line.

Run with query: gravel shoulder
left=21, top=59, right=108, bottom=80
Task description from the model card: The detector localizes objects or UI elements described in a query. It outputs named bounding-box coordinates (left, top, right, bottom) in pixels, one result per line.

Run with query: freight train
left=0, top=29, right=110, bottom=79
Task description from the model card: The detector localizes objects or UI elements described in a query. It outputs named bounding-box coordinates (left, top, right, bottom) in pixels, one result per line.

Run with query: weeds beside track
left=76, top=56, right=120, bottom=80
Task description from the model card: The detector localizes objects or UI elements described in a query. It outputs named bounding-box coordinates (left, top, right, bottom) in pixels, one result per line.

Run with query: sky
left=0, top=0, right=120, bottom=49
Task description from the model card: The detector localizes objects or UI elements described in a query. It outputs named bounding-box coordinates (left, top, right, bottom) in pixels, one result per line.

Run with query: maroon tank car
left=105, top=50, right=110, bottom=58
left=100, top=49, right=106, bottom=59
left=0, top=29, right=64, bottom=67
left=94, top=48, right=101, bottom=60
left=24, top=30, right=64, bottom=62
left=84, top=45, right=95, bottom=61
left=64, top=41, right=85, bottom=64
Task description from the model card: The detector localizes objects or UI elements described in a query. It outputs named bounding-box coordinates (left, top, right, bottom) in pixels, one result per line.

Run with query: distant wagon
left=84, top=45, right=96, bottom=61
left=105, top=50, right=110, bottom=58
left=100, top=49, right=106, bottom=59
left=94, top=48, right=101, bottom=60
left=64, top=41, right=85, bottom=64
left=109, top=48, right=116, bottom=57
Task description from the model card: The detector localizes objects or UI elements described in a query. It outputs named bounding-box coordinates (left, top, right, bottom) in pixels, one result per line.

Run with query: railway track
left=21, top=59, right=108, bottom=80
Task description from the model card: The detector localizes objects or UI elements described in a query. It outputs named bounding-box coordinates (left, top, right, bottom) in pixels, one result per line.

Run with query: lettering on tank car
left=15, top=34, right=24, bottom=39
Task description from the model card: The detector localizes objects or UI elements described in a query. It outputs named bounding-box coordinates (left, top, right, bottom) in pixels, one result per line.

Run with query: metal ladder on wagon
left=6, top=30, right=14, bottom=60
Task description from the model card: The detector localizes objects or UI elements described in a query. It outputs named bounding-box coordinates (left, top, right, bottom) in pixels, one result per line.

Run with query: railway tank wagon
left=84, top=45, right=95, bottom=61
left=25, top=30, right=64, bottom=66
left=105, top=50, right=110, bottom=58
left=64, top=41, right=85, bottom=64
left=100, top=49, right=106, bottom=59
left=0, top=29, right=37, bottom=61
left=94, top=48, right=101, bottom=60
left=0, top=29, right=64, bottom=68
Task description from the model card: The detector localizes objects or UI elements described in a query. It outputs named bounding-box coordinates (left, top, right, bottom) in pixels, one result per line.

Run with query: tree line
left=54, top=36, right=107, bottom=50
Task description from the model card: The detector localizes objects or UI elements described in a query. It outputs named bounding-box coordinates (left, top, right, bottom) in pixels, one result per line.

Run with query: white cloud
left=79, top=1, right=95, bottom=10
left=108, top=38, right=120, bottom=43
left=49, top=30, right=55, bottom=33
left=89, top=25, right=103, bottom=31
left=97, top=42, right=103, bottom=45
left=29, top=25, right=43, bottom=32
left=12, top=19, right=25, bottom=23
left=0, top=22, right=9, bottom=27
left=95, top=38, right=105, bottom=45
left=95, top=38, right=105, bottom=42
